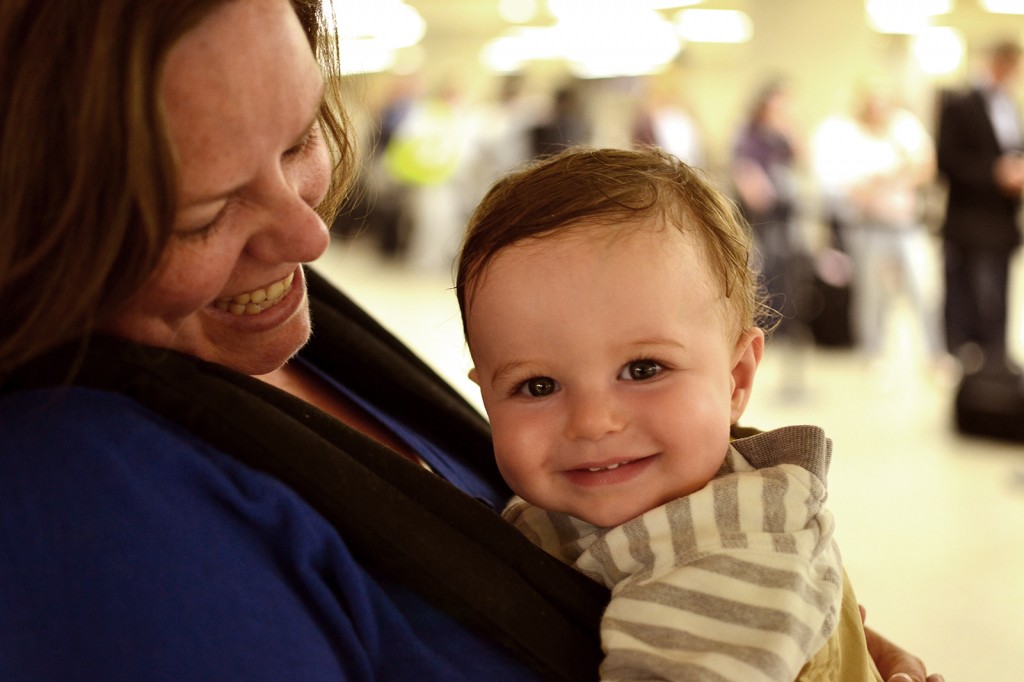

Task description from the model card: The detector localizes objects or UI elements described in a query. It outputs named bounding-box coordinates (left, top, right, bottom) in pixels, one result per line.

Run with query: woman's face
left=104, top=0, right=332, bottom=375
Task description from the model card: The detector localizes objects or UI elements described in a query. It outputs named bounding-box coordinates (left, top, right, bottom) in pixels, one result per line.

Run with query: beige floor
left=314, top=238, right=1024, bottom=682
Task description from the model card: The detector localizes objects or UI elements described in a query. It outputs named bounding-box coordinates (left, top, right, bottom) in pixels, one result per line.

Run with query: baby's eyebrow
left=489, top=359, right=534, bottom=388
left=626, top=337, right=687, bottom=352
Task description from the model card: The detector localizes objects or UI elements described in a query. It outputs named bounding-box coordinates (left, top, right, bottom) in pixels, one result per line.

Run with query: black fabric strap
left=6, top=278, right=607, bottom=681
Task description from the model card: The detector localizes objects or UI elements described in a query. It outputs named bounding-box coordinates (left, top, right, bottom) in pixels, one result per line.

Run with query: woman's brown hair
left=0, top=0, right=355, bottom=378
left=456, top=146, right=773, bottom=341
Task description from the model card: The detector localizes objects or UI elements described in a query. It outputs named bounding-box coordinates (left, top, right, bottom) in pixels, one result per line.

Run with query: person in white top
left=814, top=84, right=945, bottom=374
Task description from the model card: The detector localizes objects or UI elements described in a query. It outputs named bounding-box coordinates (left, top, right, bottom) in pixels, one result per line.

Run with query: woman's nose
left=246, top=191, right=330, bottom=263
left=564, top=391, right=626, bottom=442
left=246, top=159, right=331, bottom=263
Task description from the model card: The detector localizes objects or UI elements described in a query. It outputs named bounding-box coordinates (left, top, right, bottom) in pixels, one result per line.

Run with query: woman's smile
left=214, top=271, right=296, bottom=315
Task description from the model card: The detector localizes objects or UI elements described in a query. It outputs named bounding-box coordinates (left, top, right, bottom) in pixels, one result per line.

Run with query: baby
left=456, top=146, right=880, bottom=681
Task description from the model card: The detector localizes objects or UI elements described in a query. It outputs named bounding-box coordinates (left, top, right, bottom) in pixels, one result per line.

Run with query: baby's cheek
left=493, top=424, right=542, bottom=485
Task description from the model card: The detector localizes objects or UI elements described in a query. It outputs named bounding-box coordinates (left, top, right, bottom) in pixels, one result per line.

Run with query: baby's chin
left=566, top=503, right=649, bottom=529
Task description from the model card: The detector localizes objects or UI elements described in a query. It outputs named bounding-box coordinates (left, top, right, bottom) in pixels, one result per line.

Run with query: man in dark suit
left=937, top=40, right=1024, bottom=372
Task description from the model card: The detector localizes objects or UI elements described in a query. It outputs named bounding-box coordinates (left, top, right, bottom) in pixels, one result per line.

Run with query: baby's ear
left=468, top=368, right=480, bottom=386
left=730, top=327, right=764, bottom=424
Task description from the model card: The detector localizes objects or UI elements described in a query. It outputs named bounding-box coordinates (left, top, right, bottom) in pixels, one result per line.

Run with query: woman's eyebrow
left=182, top=83, right=327, bottom=208
left=289, top=81, right=326, bottom=148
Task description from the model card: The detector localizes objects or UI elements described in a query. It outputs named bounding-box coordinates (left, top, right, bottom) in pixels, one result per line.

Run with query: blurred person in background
left=531, top=81, right=592, bottom=158
left=632, top=68, right=706, bottom=168
left=382, top=76, right=476, bottom=272
left=731, top=80, right=809, bottom=335
left=937, top=39, right=1024, bottom=375
left=731, top=79, right=814, bottom=396
left=462, top=73, right=543, bottom=213
left=814, top=82, right=946, bottom=379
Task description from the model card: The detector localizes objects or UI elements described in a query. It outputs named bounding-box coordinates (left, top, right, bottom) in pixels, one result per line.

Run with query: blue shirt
left=0, top=387, right=538, bottom=681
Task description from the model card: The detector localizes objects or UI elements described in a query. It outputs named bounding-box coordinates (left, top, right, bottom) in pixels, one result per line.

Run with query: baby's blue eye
left=519, top=376, right=557, bottom=397
left=620, top=360, right=661, bottom=381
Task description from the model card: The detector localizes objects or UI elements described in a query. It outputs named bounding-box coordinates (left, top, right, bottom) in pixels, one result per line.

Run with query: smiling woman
left=0, top=0, right=353, bottom=378
left=101, top=0, right=335, bottom=375
left=0, top=2, right=607, bottom=679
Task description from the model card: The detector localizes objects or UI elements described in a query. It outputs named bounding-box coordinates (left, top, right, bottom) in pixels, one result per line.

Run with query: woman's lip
left=214, top=270, right=296, bottom=314
left=562, top=455, right=656, bottom=487
left=205, top=267, right=306, bottom=331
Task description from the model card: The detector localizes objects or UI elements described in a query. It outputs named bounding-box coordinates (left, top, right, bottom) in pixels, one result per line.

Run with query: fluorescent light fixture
left=981, top=0, right=1024, bottom=13
left=481, top=28, right=562, bottom=72
left=482, top=7, right=681, bottom=77
left=329, top=1, right=425, bottom=47
left=644, top=0, right=704, bottom=8
left=560, top=9, right=678, bottom=74
left=338, top=39, right=398, bottom=75
left=913, top=26, right=965, bottom=74
left=328, top=1, right=426, bottom=74
left=499, top=0, right=538, bottom=24
left=865, top=0, right=952, bottom=33
left=673, top=9, right=753, bottom=43
left=548, top=0, right=702, bottom=13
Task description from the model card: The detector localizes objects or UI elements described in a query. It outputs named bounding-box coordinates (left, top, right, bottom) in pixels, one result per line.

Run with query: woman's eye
left=175, top=205, right=228, bottom=241
left=518, top=376, right=557, bottom=397
left=285, top=124, right=320, bottom=160
left=620, top=360, right=662, bottom=381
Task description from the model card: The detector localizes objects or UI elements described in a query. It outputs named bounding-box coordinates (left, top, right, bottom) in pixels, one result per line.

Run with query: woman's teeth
left=214, top=272, right=294, bottom=315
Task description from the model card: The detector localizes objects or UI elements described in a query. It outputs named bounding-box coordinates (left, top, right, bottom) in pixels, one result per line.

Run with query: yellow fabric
left=798, top=569, right=883, bottom=681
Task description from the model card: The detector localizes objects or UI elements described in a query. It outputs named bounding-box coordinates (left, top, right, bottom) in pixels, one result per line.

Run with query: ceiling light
left=914, top=26, right=965, bottom=73
left=865, top=0, right=952, bottom=33
left=673, top=9, right=753, bottom=43
left=329, top=1, right=426, bottom=48
left=980, top=0, right=1024, bottom=13
left=644, top=0, right=704, bottom=8
left=499, top=0, right=538, bottom=24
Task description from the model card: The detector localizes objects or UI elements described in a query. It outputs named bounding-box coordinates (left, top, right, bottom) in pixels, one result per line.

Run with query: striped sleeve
left=503, top=426, right=850, bottom=681
left=585, top=463, right=841, bottom=681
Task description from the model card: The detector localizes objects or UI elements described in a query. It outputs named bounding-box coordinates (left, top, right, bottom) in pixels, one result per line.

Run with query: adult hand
left=993, top=152, right=1024, bottom=196
left=861, top=606, right=945, bottom=682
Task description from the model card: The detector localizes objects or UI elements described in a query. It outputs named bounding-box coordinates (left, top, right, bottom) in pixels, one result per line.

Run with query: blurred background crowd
left=313, top=2, right=1024, bottom=678
left=331, top=0, right=1024, bottom=376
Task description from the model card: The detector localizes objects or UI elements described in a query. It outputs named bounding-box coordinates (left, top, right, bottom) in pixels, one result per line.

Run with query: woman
left=0, top=1, right=941, bottom=680
left=730, top=79, right=809, bottom=339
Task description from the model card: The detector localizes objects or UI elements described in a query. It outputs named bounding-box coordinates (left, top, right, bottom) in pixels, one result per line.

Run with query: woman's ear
left=468, top=367, right=480, bottom=386
left=729, top=327, right=764, bottom=424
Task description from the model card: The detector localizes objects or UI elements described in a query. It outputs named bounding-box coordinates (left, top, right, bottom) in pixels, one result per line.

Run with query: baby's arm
left=579, top=467, right=845, bottom=681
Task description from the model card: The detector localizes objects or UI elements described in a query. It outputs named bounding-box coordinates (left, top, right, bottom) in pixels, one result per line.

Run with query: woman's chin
left=198, top=306, right=312, bottom=376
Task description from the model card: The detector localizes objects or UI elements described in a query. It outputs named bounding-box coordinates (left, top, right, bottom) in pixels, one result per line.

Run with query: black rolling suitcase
left=807, top=247, right=854, bottom=349
left=954, top=367, right=1024, bottom=442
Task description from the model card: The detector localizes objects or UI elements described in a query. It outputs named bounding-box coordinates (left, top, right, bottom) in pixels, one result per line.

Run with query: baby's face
left=467, top=221, right=762, bottom=527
